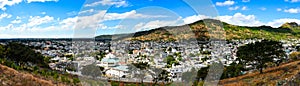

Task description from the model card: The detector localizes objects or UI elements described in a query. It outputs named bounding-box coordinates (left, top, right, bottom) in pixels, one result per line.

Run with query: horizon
left=1, top=0, right=300, bottom=38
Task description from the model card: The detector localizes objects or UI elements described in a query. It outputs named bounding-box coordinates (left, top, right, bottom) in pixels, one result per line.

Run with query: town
left=1, top=38, right=299, bottom=84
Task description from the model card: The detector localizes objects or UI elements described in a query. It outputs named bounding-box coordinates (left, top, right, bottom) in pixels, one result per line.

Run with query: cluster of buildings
left=3, top=38, right=300, bottom=82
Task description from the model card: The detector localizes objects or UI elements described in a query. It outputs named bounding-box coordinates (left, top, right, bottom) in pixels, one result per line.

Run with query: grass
left=219, top=60, right=300, bottom=86
left=0, top=64, right=67, bottom=86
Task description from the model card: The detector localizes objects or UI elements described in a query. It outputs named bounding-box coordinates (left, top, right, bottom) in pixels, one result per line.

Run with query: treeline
left=0, top=42, right=80, bottom=85
left=0, top=42, right=48, bottom=68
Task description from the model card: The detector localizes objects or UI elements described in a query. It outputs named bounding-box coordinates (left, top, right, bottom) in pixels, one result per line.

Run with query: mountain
left=96, top=19, right=300, bottom=41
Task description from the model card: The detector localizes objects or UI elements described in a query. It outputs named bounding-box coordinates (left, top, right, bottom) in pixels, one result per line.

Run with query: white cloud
left=134, top=17, right=182, bottom=31
left=277, top=8, right=282, bottom=11
left=0, top=24, right=13, bottom=31
left=59, top=16, right=77, bottom=29
left=242, top=0, right=250, bottom=2
left=103, top=10, right=168, bottom=21
left=10, top=16, right=22, bottom=24
left=108, top=25, right=124, bottom=29
left=67, top=11, right=78, bottom=16
left=260, top=7, right=267, bottom=11
left=266, top=18, right=300, bottom=27
left=27, top=16, right=54, bottom=27
left=284, top=0, right=300, bottom=3
left=218, top=13, right=263, bottom=26
left=75, top=10, right=107, bottom=29
left=182, top=15, right=211, bottom=24
left=84, top=0, right=128, bottom=7
left=0, top=33, right=73, bottom=38
left=241, top=6, right=248, bottom=10
left=59, top=10, right=169, bottom=31
left=0, top=0, right=22, bottom=10
left=0, top=13, right=12, bottom=20
left=184, top=13, right=300, bottom=28
left=229, top=6, right=239, bottom=10
left=26, top=0, right=58, bottom=3
left=96, top=24, right=124, bottom=30
left=284, top=8, right=300, bottom=13
left=41, top=12, right=46, bottom=14
left=78, top=9, right=94, bottom=14
left=216, top=0, right=235, bottom=6
left=11, top=19, right=21, bottom=24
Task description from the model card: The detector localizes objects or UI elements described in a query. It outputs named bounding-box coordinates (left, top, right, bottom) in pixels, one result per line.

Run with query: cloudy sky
left=0, top=0, right=300, bottom=38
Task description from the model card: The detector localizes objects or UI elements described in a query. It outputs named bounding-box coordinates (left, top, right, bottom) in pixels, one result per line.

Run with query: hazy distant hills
left=96, top=19, right=300, bottom=41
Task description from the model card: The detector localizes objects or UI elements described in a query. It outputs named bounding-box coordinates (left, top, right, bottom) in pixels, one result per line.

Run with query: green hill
left=96, top=19, right=300, bottom=41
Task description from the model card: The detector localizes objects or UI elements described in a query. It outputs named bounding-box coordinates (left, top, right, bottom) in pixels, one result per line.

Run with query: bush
left=61, top=76, right=70, bottom=83
left=289, top=52, right=300, bottom=61
left=72, top=78, right=80, bottom=84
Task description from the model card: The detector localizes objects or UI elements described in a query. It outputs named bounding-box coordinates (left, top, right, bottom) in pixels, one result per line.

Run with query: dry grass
left=0, top=64, right=67, bottom=86
left=219, top=60, right=300, bottom=86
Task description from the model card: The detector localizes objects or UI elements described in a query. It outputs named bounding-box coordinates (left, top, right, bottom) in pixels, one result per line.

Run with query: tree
left=236, top=40, right=285, bottom=73
left=164, top=55, right=180, bottom=68
left=194, top=67, right=209, bottom=85
left=221, top=62, right=246, bottom=79
left=0, top=45, right=4, bottom=57
left=2, top=42, right=48, bottom=68
left=96, top=51, right=106, bottom=61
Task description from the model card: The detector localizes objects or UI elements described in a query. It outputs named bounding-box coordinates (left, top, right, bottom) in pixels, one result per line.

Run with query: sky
left=0, top=0, right=300, bottom=38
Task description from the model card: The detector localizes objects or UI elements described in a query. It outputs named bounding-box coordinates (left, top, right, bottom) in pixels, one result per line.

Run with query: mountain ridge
left=96, top=19, right=300, bottom=41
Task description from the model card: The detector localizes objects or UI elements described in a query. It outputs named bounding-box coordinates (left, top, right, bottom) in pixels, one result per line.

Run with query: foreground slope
left=219, top=60, right=300, bottom=86
left=0, top=64, right=66, bottom=86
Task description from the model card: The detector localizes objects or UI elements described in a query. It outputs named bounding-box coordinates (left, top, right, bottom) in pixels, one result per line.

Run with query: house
left=98, top=53, right=120, bottom=68
left=105, top=65, right=129, bottom=78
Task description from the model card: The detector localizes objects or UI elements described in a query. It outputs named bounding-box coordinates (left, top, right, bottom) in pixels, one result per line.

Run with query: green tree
left=194, top=67, right=209, bottom=85
left=164, top=55, right=180, bottom=68
left=0, top=45, right=5, bottom=57
left=4, top=42, right=47, bottom=67
left=236, top=40, right=286, bottom=73
left=221, top=62, right=246, bottom=79
left=96, top=51, right=106, bottom=61
left=132, top=62, right=149, bottom=70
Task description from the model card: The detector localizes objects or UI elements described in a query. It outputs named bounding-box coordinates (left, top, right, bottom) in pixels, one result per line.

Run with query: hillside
left=96, top=19, right=300, bottom=41
left=219, top=60, right=300, bottom=86
left=0, top=64, right=66, bottom=86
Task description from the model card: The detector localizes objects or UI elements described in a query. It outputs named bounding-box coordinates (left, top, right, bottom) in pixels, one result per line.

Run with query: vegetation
left=1, top=42, right=48, bottom=68
left=221, top=62, right=246, bottom=79
left=219, top=60, right=300, bottom=85
left=289, top=52, right=300, bottom=61
left=96, top=51, right=106, bottom=61
left=96, top=19, right=300, bottom=41
left=164, top=55, right=180, bottom=68
left=153, top=69, right=171, bottom=85
left=0, top=43, right=80, bottom=85
left=236, top=40, right=286, bottom=73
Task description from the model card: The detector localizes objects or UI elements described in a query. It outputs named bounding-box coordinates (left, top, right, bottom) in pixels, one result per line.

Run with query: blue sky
left=1, top=0, right=300, bottom=38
